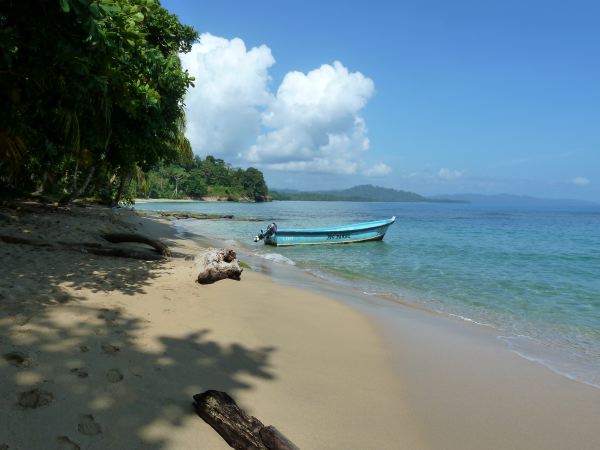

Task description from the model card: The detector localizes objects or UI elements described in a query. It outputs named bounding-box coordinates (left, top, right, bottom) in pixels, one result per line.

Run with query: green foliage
left=136, top=156, right=269, bottom=201
left=239, top=261, right=252, bottom=270
left=0, top=0, right=197, bottom=202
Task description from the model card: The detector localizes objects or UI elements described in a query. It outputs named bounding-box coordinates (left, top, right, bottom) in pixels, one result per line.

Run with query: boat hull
left=264, top=217, right=395, bottom=247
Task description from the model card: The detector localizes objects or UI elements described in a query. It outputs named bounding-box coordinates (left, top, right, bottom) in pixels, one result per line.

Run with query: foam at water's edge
left=498, top=336, right=600, bottom=389
left=447, top=313, right=493, bottom=328
left=254, top=252, right=296, bottom=265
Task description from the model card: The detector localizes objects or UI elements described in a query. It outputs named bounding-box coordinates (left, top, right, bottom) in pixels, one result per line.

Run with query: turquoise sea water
left=136, top=200, right=600, bottom=387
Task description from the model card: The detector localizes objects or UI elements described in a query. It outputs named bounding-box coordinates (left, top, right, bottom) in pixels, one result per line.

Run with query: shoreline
left=1, top=204, right=599, bottom=449
left=162, top=211, right=600, bottom=449
left=134, top=197, right=269, bottom=203
left=161, top=205, right=600, bottom=391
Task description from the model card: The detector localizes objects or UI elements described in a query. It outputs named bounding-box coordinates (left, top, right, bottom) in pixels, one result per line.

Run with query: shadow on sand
left=0, top=206, right=276, bottom=449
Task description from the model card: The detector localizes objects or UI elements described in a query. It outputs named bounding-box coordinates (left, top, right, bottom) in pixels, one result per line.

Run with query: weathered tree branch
left=101, top=232, right=171, bottom=257
left=0, top=235, right=164, bottom=261
left=193, top=390, right=299, bottom=450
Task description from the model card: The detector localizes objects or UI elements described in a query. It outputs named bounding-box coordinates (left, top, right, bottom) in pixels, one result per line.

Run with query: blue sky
left=163, top=0, right=599, bottom=200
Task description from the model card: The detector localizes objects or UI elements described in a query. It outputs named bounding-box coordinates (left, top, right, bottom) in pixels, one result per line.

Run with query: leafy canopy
left=0, top=0, right=197, bottom=203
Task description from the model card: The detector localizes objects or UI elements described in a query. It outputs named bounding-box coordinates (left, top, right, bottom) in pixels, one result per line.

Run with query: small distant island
left=271, top=184, right=465, bottom=203
left=430, top=193, right=600, bottom=208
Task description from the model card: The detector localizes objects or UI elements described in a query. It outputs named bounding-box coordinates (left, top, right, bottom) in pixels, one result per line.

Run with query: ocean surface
left=136, top=200, right=600, bottom=388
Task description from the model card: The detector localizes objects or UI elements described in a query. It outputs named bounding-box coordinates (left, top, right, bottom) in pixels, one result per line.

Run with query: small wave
left=498, top=335, right=600, bottom=389
left=257, top=252, right=296, bottom=265
left=363, top=291, right=382, bottom=296
left=447, top=313, right=492, bottom=327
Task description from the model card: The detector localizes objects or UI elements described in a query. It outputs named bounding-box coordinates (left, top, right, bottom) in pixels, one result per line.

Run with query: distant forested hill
left=271, top=185, right=461, bottom=202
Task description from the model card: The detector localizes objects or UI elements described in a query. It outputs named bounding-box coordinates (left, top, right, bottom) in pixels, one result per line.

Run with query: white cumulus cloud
left=437, top=168, right=464, bottom=181
left=246, top=61, right=377, bottom=175
left=180, top=33, right=275, bottom=157
left=181, top=36, right=388, bottom=176
left=572, top=176, right=590, bottom=186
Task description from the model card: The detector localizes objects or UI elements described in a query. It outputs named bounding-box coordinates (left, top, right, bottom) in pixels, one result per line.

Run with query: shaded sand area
left=0, top=203, right=423, bottom=449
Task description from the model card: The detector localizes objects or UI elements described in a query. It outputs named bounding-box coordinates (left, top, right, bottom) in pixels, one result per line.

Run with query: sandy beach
left=1, top=203, right=599, bottom=449
left=0, top=203, right=423, bottom=449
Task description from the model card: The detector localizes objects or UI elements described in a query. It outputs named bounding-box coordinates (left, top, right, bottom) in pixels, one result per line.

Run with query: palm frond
left=58, top=109, right=81, bottom=152
left=0, top=131, right=27, bottom=178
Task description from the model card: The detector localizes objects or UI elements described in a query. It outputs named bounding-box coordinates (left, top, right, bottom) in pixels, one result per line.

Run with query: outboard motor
left=254, top=223, right=277, bottom=242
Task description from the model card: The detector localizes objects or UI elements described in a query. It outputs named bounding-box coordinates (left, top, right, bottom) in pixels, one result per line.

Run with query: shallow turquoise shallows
left=264, top=216, right=395, bottom=246
left=135, top=200, right=600, bottom=388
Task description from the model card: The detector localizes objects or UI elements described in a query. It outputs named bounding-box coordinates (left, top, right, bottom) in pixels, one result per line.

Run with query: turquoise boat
left=254, top=216, right=396, bottom=247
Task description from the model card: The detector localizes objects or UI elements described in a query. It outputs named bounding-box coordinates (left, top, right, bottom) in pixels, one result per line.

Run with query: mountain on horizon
left=270, top=185, right=461, bottom=202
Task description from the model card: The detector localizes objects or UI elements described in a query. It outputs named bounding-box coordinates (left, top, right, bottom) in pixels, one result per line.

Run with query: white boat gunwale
left=276, top=216, right=396, bottom=234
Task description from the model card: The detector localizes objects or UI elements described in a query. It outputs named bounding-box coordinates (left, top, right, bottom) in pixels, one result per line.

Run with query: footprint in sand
left=13, top=313, right=31, bottom=326
left=97, top=308, right=120, bottom=324
left=56, top=436, right=81, bottom=450
left=55, top=293, right=70, bottom=304
left=106, top=368, right=123, bottom=383
left=3, top=351, right=31, bottom=368
left=77, top=414, right=102, bottom=436
left=101, top=343, right=120, bottom=355
left=70, top=368, right=89, bottom=378
left=17, top=389, right=54, bottom=408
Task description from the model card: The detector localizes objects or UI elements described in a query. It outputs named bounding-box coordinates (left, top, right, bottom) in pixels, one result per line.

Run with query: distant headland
left=270, top=184, right=465, bottom=203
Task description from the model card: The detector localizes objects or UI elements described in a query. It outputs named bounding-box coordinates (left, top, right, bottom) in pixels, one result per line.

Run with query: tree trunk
left=193, top=390, right=299, bottom=450
left=72, top=159, right=79, bottom=192
left=59, top=166, right=95, bottom=206
left=113, top=173, right=128, bottom=207
left=79, top=165, right=95, bottom=195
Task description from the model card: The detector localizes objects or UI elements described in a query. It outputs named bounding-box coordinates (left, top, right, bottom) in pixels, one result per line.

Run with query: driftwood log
left=0, top=234, right=168, bottom=261
left=193, top=390, right=299, bottom=450
left=159, top=211, right=234, bottom=220
left=196, top=248, right=242, bottom=284
left=155, top=211, right=266, bottom=222
left=101, top=232, right=171, bottom=257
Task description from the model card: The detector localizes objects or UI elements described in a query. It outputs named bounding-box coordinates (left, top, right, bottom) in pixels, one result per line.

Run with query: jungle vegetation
left=134, top=155, right=269, bottom=201
left=0, top=0, right=268, bottom=204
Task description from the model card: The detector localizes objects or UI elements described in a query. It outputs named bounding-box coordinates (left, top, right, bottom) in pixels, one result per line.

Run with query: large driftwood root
left=193, top=390, right=299, bottom=450
left=81, top=245, right=163, bottom=261
left=101, top=232, right=171, bottom=257
left=0, top=234, right=167, bottom=261
left=196, top=248, right=242, bottom=284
